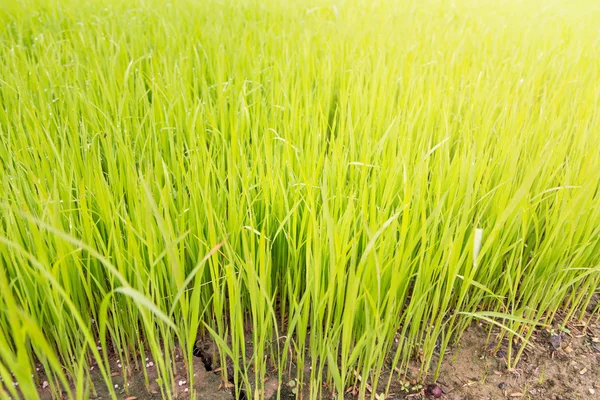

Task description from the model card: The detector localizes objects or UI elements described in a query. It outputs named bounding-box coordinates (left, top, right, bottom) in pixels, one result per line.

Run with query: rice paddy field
left=1, top=0, right=599, bottom=398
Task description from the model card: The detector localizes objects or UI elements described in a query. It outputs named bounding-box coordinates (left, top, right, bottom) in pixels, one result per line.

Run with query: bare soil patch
left=434, top=319, right=600, bottom=400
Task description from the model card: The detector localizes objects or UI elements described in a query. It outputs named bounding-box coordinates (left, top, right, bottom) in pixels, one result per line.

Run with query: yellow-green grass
left=1, top=0, right=599, bottom=398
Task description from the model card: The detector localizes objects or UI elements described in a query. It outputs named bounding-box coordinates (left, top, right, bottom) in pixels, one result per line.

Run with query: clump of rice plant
left=0, top=0, right=599, bottom=398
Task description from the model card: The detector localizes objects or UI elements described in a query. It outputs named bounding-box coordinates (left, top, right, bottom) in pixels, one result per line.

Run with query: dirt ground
left=433, top=318, right=600, bottom=400
left=28, top=313, right=599, bottom=400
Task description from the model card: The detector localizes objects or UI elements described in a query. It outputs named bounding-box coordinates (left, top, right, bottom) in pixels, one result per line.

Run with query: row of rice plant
left=1, top=0, right=599, bottom=398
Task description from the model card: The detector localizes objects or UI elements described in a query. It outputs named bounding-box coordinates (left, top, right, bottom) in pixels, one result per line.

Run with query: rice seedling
left=0, top=0, right=599, bottom=398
